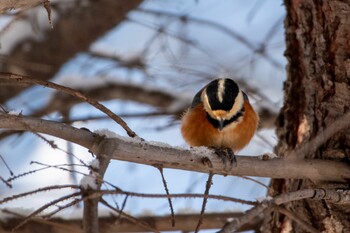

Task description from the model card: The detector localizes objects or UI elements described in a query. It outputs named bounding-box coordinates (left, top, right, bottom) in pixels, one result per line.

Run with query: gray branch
left=1, top=113, right=349, bottom=182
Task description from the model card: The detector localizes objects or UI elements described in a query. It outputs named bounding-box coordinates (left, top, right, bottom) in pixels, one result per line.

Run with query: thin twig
left=0, top=104, right=8, bottom=112
left=65, top=111, right=175, bottom=123
left=275, top=206, right=319, bottom=233
left=100, top=198, right=160, bottom=233
left=42, top=198, right=82, bottom=219
left=0, top=176, right=12, bottom=188
left=157, top=167, right=175, bottom=227
left=31, top=161, right=89, bottom=179
left=239, top=176, right=273, bottom=193
left=29, top=161, right=123, bottom=195
left=195, top=172, right=214, bottom=233
left=114, top=194, right=129, bottom=224
left=0, top=153, right=14, bottom=176
left=42, top=0, right=53, bottom=28
left=136, top=8, right=283, bottom=69
left=12, top=191, right=81, bottom=231
left=0, top=185, right=80, bottom=205
left=7, top=167, right=51, bottom=182
left=127, top=16, right=227, bottom=72
left=218, top=199, right=270, bottom=233
left=95, top=189, right=257, bottom=206
left=31, top=131, right=58, bottom=149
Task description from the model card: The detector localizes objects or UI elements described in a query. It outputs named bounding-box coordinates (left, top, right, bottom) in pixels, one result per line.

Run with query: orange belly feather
left=181, top=102, right=259, bottom=152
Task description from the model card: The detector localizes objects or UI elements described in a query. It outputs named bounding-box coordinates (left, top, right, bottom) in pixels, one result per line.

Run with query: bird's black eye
left=206, top=79, right=239, bottom=111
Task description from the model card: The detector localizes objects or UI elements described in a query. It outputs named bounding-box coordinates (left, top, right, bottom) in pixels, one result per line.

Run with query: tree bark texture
left=267, top=0, right=350, bottom=232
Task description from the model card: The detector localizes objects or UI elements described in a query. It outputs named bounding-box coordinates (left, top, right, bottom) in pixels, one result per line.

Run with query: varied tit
left=181, top=78, right=259, bottom=163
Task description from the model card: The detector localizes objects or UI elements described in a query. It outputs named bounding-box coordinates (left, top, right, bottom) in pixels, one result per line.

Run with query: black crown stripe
left=206, top=79, right=239, bottom=111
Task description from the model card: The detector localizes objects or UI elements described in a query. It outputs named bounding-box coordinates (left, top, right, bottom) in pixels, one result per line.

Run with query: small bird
left=181, top=78, right=259, bottom=164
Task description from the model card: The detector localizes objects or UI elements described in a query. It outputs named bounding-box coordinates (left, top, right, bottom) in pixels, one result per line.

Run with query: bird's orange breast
left=181, top=101, right=259, bottom=152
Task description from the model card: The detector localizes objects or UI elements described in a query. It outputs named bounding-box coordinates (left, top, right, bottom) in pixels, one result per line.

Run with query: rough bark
left=0, top=0, right=143, bottom=103
left=267, top=0, right=350, bottom=232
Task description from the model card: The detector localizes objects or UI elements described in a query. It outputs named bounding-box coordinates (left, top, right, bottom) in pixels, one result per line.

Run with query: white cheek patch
left=224, top=91, right=243, bottom=120
left=201, top=90, right=218, bottom=119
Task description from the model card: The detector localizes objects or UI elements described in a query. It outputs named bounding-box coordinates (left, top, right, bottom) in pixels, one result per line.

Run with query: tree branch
left=218, top=189, right=350, bottom=232
left=0, top=72, right=277, bottom=132
left=0, top=212, right=260, bottom=233
left=274, top=206, right=319, bottom=233
left=30, top=80, right=188, bottom=118
left=26, top=78, right=277, bottom=129
left=0, top=72, right=137, bottom=137
left=1, top=113, right=349, bottom=182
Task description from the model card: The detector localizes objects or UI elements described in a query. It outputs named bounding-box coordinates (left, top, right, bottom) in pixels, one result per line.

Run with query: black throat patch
left=206, top=107, right=245, bottom=129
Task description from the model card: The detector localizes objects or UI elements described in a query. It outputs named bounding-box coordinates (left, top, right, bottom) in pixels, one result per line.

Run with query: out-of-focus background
left=0, top=0, right=286, bottom=230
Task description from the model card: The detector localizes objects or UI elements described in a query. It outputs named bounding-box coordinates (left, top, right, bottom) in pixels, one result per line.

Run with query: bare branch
left=218, top=189, right=350, bottom=232
left=0, top=72, right=277, bottom=133
left=97, top=190, right=257, bottom=206
left=0, top=72, right=137, bottom=137
left=157, top=167, right=175, bottom=227
left=0, top=185, right=79, bottom=205
left=0, top=212, right=260, bottom=232
left=274, top=206, right=319, bottom=233
left=0, top=176, right=12, bottom=188
left=0, top=153, right=14, bottom=176
left=42, top=198, right=82, bottom=219
left=30, top=80, right=187, bottom=119
left=100, top=198, right=160, bottom=233
left=42, top=0, right=52, bottom=29
left=195, top=172, right=213, bottom=233
left=12, top=191, right=81, bottom=231
left=1, top=113, right=349, bottom=182
left=26, top=78, right=277, bottom=130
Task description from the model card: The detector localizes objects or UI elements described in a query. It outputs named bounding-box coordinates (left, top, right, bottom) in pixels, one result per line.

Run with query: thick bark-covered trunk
left=266, top=0, right=350, bottom=232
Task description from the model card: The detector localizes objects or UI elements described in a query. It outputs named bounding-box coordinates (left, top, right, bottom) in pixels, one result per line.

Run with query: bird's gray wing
left=190, top=87, right=205, bottom=109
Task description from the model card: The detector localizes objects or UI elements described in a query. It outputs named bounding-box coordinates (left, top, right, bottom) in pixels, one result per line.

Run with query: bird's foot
left=214, top=148, right=237, bottom=169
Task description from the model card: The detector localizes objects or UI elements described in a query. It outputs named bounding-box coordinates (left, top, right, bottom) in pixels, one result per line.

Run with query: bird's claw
left=201, top=157, right=213, bottom=168
left=214, top=148, right=237, bottom=169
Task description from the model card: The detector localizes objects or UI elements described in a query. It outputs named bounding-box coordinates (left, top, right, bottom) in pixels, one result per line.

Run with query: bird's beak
left=219, top=119, right=224, bottom=130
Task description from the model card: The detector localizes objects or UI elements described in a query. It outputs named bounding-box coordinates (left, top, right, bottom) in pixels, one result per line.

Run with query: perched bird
left=181, top=78, right=259, bottom=163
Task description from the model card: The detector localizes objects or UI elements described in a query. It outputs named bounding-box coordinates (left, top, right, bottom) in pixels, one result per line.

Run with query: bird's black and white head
left=201, top=78, right=245, bottom=130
